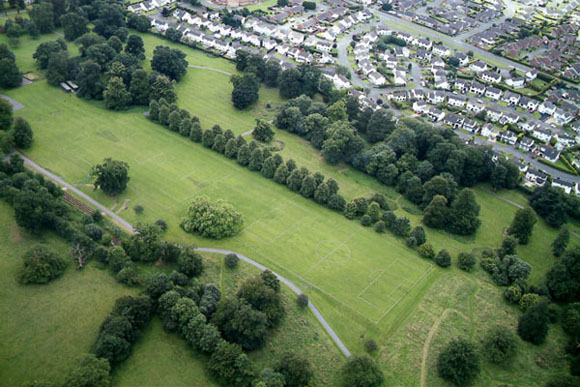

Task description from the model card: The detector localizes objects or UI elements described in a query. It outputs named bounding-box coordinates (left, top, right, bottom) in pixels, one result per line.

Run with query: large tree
left=125, top=34, right=145, bottom=59
left=340, top=355, right=384, bottom=387
left=180, top=196, right=243, bottom=239
left=76, top=60, right=104, bottom=100
left=366, top=109, right=395, bottom=143
left=437, top=338, right=480, bottom=386
left=12, top=117, right=33, bottom=148
left=275, top=352, right=313, bottom=387
left=212, top=296, right=268, bottom=351
left=546, top=245, right=580, bottom=302
left=0, top=57, right=22, bottom=88
left=507, top=207, right=537, bottom=244
left=60, top=12, right=88, bottom=41
left=104, top=76, right=132, bottom=110
left=0, top=97, right=13, bottom=131
left=552, top=227, right=570, bottom=257
left=30, top=2, right=55, bottom=33
left=92, top=158, right=130, bottom=196
left=151, top=45, right=187, bottom=81
left=64, top=354, right=111, bottom=387
left=529, top=186, right=569, bottom=227
left=447, top=189, right=480, bottom=235
left=422, top=194, right=448, bottom=229
left=231, top=73, right=259, bottom=109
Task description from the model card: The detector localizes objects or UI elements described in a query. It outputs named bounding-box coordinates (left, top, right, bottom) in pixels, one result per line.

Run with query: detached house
left=499, top=130, right=518, bottom=145
left=552, top=178, right=575, bottom=194
left=480, top=71, right=502, bottom=84
left=538, top=101, right=557, bottom=116
left=485, top=87, right=502, bottom=100
left=532, top=128, right=552, bottom=143
left=447, top=95, right=466, bottom=108
left=519, top=137, right=536, bottom=152
left=525, top=169, right=548, bottom=187
left=469, top=81, right=486, bottom=95
left=502, top=91, right=521, bottom=105
left=539, top=146, right=560, bottom=162
left=505, top=77, right=525, bottom=89
left=463, top=118, right=479, bottom=133
left=470, top=60, right=488, bottom=73
left=481, top=123, right=498, bottom=139
left=427, top=107, right=445, bottom=122
left=444, top=113, right=464, bottom=128
left=368, top=71, right=386, bottom=86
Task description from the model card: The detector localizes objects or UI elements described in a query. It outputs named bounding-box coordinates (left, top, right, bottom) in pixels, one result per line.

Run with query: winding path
left=18, top=153, right=352, bottom=358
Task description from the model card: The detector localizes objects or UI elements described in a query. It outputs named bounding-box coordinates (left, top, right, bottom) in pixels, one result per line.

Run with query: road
left=19, top=153, right=352, bottom=358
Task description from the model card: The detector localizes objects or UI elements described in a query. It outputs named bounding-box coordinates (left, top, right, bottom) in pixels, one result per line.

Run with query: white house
left=505, top=77, right=525, bottom=89
left=447, top=95, right=466, bottom=108
left=368, top=71, right=386, bottom=86
left=413, top=100, right=428, bottom=114
left=470, top=60, right=488, bottom=73
left=487, top=108, right=503, bottom=122
left=519, top=137, right=535, bottom=152
left=525, top=169, right=548, bottom=187
left=555, top=108, right=575, bottom=125
left=466, top=100, right=485, bottom=113
left=469, top=81, right=486, bottom=95
left=552, top=178, right=575, bottom=194
left=538, top=101, right=557, bottom=115
left=432, top=45, right=451, bottom=57
left=481, top=123, right=499, bottom=139
left=427, top=107, right=445, bottom=122
left=480, top=71, right=502, bottom=84
left=532, top=128, right=552, bottom=143
left=288, top=31, right=305, bottom=45
left=485, top=87, right=502, bottom=100
left=499, top=130, right=518, bottom=145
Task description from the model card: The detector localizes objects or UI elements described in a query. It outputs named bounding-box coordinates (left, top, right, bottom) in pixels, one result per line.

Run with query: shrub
left=457, top=252, right=476, bottom=272
left=155, top=219, right=168, bottom=232
left=518, top=304, right=550, bottom=345
left=437, top=338, right=480, bottom=386
left=435, top=250, right=451, bottom=268
left=225, top=253, right=239, bottom=269
left=181, top=196, right=243, bottom=239
left=519, top=293, right=540, bottom=311
left=296, top=293, right=309, bottom=309
left=116, top=266, right=140, bottom=286
left=19, top=246, right=68, bottom=285
left=406, top=236, right=417, bottom=248
left=364, top=339, right=378, bottom=353
left=133, top=205, right=144, bottom=214
left=374, top=220, right=386, bottom=233
left=84, top=223, right=103, bottom=241
left=418, top=243, right=435, bottom=259
left=177, top=247, right=203, bottom=277
left=503, top=285, right=522, bottom=304
left=482, top=327, right=517, bottom=364
left=275, top=352, right=313, bottom=387
left=360, top=214, right=372, bottom=227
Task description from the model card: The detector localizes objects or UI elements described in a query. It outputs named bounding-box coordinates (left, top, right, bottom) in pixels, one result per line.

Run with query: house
left=485, top=87, right=502, bottom=100
left=552, top=178, right=575, bottom=194
left=416, top=38, right=432, bottom=50
left=555, top=108, right=575, bottom=125
left=481, top=123, right=498, bottom=139
left=409, top=89, right=425, bottom=100
left=426, top=91, right=445, bottom=104
left=525, top=69, right=538, bottom=81
left=288, top=31, right=305, bottom=44
left=454, top=79, right=469, bottom=93
left=505, top=77, right=525, bottom=89
left=431, top=57, right=446, bottom=69
left=393, top=69, right=406, bottom=85
left=413, top=100, right=428, bottom=114
left=444, top=113, right=464, bottom=128
left=262, top=39, right=277, bottom=51
left=470, top=60, right=488, bottom=73
left=432, top=45, right=451, bottom=57
left=394, top=47, right=410, bottom=57
left=463, top=118, right=479, bottom=133
left=469, top=81, right=486, bottom=95
left=466, top=100, right=484, bottom=113
left=296, top=51, right=314, bottom=64
left=539, top=146, right=560, bottom=162
left=502, top=91, right=521, bottom=106
left=487, top=108, right=503, bottom=122
left=415, top=49, right=432, bottom=62
left=368, top=71, right=386, bottom=86
left=514, top=161, right=528, bottom=173
left=317, top=41, right=333, bottom=52
left=519, top=96, right=539, bottom=111
left=571, top=121, right=580, bottom=133
left=456, top=52, right=469, bottom=66
left=381, top=53, right=398, bottom=69
left=538, top=101, right=557, bottom=116
left=556, top=133, right=576, bottom=148
left=525, top=169, right=548, bottom=187
left=276, top=44, right=290, bottom=56
left=480, top=70, right=502, bottom=84
left=447, top=95, right=466, bottom=108
left=387, top=92, right=406, bottom=103
left=326, top=73, right=350, bottom=89
left=532, top=128, right=552, bottom=143
left=427, top=107, right=445, bottom=122
left=500, top=112, right=520, bottom=125
left=519, top=137, right=536, bottom=152
left=499, top=130, right=518, bottom=145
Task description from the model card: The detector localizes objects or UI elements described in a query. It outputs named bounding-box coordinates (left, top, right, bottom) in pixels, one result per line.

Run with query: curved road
left=19, top=153, right=351, bottom=358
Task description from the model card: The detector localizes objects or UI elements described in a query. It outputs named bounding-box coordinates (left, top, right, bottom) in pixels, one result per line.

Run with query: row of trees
left=147, top=98, right=350, bottom=216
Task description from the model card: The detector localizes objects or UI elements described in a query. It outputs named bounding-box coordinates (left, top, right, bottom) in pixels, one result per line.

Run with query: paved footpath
left=19, top=153, right=352, bottom=358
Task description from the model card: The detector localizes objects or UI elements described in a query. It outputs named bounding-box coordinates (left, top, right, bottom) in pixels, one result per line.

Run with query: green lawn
left=0, top=201, right=136, bottom=386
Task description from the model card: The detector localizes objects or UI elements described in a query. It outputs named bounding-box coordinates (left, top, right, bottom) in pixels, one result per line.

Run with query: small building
left=525, top=169, right=548, bottom=187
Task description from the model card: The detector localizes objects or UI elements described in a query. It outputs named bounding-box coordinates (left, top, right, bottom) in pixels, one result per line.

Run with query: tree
left=151, top=45, right=187, bottom=81
left=30, top=2, right=54, bottom=33
left=422, top=195, right=448, bottom=229
left=34, top=41, right=68, bottom=71
left=19, top=245, right=68, bottom=284
left=435, top=249, right=452, bottom=268
left=92, top=158, right=130, bottom=196
left=76, top=60, right=104, bottom=100
left=518, top=303, right=549, bottom=344
left=296, top=293, right=308, bottom=309
left=46, top=50, right=68, bottom=86
left=64, top=354, right=111, bottom=387
left=529, top=186, right=568, bottom=227
left=253, top=119, right=275, bottom=143
left=275, top=352, right=313, bottom=387
left=326, top=100, right=347, bottom=122
left=437, top=338, right=480, bottom=386
left=12, top=117, right=33, bottom=148
left=410, top=226, right=426, bottom=245
left=231, top=73, right=259, bottom=109
left=125, top=35, right=145, bottom=59
left=60, top=13, right=88, bottom=41
left=447, top=189, right=480, bottom=235
left=150, top=75, right=176, bottom=103
left=300, top=174, right=317, bottom=198
left=457, top=252, right=476, bottom=271
left=165, top=27, right=182, bottom=42
left=208, top=341, right=255, bottom=385
left=238, top=276, right=284, bottom=327
left=212, top=296, right=268, bottom=350
left=278, top=68, right=303, bottom=99
left=264, top=60, right=281, bottom=87
left=225, top=253, right=239, bottom=269
left=181, top=196, right=244, bottom=239
left=13, top=180, right=66, bottom=234
left=366, top=109, right=395, bottom=143
left=340, top=355, right=384, bottom=387
left=0, top=57, right=22, bottom=88
left=552, top=227, right=570, bottom=257
left=0, top=97, right=14, bottom=131
left=177, top=247, right=203, bottom=277
left=129, top=69, right=150, bottom=105
left=546, top=245, right=580, bottom=302
left=482, top=327, right=517, bottom=363
left=274, top=163, right=289, bottom=185
left=104, top=77, right=132, bottom=110
left=507, top=207, right=537, bottom=244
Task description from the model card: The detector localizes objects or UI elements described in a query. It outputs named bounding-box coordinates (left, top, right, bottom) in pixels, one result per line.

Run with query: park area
left=1, top=31, right=574, bottom=385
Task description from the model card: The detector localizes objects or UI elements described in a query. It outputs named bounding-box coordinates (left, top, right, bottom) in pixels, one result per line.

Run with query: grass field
left=1, top=31, right=574, bottom=385
left=0, top=201, right=136, bottom=386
